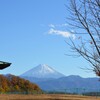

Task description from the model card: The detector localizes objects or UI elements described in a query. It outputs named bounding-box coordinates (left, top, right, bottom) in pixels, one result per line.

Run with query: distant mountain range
left=20, top=64, right=100, bottom=93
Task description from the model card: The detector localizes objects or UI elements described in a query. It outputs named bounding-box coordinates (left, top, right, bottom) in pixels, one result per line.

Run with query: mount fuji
left=20, top=64, right=65, bottom=79
left=20, top=64, right=100, bottom=93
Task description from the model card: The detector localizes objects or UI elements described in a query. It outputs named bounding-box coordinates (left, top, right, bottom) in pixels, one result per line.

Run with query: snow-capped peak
left=36, top=64, right=55, bottom=73
left=20, top=64, right=65, bottom=79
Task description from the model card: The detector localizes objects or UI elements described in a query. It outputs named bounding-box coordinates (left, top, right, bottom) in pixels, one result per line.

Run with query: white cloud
left=48, top=28, right=75, bottom=39
left=48, top=23, right=68, bottom=28
left=48, top=24, right=55, bottom=28
left=60, top=23, right=68, bottom=27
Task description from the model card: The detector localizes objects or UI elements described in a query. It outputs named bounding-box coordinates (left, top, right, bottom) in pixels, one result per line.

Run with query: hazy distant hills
left=20, top=64, right=100, bottom=93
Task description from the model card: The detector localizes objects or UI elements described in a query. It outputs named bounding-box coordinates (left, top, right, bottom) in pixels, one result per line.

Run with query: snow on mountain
left=20, top=64, right=65, bottom=78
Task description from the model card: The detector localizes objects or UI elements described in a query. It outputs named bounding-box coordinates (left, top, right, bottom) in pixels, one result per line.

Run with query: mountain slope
left=21, top=64, right=65, bottom=78
left=21, top=75, right=100, bottom=93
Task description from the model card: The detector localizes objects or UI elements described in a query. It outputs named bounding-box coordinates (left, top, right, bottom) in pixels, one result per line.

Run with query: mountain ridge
left=21, top=75, right=100, bottom=93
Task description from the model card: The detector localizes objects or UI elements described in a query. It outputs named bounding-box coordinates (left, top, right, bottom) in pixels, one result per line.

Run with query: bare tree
left=66, top=0, right=100, bottom=76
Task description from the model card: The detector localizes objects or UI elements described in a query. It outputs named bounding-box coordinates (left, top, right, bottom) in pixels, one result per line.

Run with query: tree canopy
left=0, top=74, right=42, bottom=94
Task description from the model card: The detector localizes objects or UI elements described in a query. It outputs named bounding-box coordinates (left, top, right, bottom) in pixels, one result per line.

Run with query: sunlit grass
left=0, top=94, right=100, bottom=100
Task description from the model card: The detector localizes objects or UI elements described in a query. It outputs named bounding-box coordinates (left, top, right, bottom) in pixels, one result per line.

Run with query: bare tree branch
left=66, top=0, right=100, bottom=76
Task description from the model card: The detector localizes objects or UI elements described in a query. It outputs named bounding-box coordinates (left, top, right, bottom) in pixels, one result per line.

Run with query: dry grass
left=0, top=94, right=100, bottom=100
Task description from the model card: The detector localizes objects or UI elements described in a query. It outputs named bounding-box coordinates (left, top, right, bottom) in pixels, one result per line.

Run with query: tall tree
left=66, top=0, right=100, bottom=76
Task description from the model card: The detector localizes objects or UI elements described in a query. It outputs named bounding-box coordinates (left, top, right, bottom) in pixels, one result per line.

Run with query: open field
left=0, top=94, right=100, bottom=100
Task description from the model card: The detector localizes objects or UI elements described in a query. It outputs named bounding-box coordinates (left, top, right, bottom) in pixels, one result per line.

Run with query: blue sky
left=0, top=0, right=96, bottom=77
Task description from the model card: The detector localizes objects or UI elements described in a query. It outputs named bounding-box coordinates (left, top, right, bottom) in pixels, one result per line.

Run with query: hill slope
left=0, top=74, right=42, bottom=93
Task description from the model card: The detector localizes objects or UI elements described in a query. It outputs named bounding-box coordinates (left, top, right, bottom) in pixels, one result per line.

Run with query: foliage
left=0, top=74, right=42, bottom=94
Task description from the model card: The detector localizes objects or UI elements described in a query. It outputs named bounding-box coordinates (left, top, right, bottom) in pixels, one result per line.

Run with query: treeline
left=83, top=92, right=100, bottom=96
left=0, top=74, right=42, bottom=94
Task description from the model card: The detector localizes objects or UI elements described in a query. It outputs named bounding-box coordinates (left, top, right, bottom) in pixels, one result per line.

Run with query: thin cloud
left=48, top=24, right=55, bottom=28
left=60, top=23, right=68, bottom=27
left=48, top=28, right=75, bottom=39
left=49, top=23, right=68, bottom=28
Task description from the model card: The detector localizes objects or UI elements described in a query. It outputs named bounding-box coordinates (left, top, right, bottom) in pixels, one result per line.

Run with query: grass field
left=0, top=94, right=100, bottom=100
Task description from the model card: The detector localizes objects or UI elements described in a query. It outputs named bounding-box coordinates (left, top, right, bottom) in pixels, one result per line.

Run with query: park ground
left=0, top=94, right=100, bottom=100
